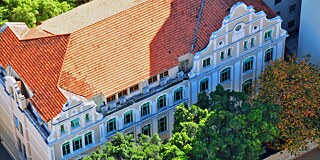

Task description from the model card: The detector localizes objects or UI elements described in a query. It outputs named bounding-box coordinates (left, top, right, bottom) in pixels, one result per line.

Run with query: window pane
left=71, top=118, right=80, bottom=129
left=264, top=48, right=273, bottom=62
left=107, top=118, right=116, bottom=132
left=158, top=117, right=167, bottom=133
left=72, top=137, right=83, bottom=151
left=200, top=78, right=209, bottom=92
left=141, top=103, right=150, bottom=117
left=174, top=87, right=183, bottom=102
left=142, top=124, right=151, bottom=136
left=243, top=57, right=253, bottom=72
left=85, top=132, right=93, bottom=146
left=157, top=95, right=167, bottom=109
left=62, top=142, right=70, bottom=156
left=242, top=79, right=253, bottom=94
left=124, top=111, right=133, bottom=124
left=220, top=67, right=231, bottom=83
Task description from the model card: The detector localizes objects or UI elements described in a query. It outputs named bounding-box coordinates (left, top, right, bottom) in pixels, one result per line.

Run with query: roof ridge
left=190, top=0, right=205, bottom=54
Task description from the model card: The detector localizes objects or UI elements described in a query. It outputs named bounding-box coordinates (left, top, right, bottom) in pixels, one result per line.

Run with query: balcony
left=101, top=75, right=188, bottom=116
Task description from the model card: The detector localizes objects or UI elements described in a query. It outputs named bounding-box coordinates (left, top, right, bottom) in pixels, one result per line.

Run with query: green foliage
left=0, top=0, right=75, bottom=27
left=256, top=57, right=320, bottom=152
left=85, top=85, right=280, bottom=160
left=176, top=85, right=281, bottom=160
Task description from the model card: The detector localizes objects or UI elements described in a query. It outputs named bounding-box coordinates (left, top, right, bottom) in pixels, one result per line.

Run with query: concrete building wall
left=263, top=0, right=301, bottom=33
left=298, top=0, right=320, bottom=65
left=188, top=2, right=287, bottom=104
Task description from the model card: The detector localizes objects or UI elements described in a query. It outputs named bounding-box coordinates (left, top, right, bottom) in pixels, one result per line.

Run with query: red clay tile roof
left=58, top=0, right=276, bottom=98
left=0, top=27, right=70, bottom=122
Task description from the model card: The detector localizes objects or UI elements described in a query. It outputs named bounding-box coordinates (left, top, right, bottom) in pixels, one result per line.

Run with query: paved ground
left=295, top=148, right=320, bottom=160
left=0, top=143, right=13, bottom=160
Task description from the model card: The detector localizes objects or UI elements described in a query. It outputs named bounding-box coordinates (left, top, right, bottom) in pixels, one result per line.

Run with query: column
left=234, top=61, right=241, bottom=92
left=168, top=109, right=174, bottom=138
left=256, top=51, right=263, bottom=76
left=212, top=72, right=218, bottom=91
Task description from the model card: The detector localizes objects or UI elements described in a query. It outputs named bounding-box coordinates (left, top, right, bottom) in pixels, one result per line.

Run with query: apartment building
left=298, top=0, right=320, bottom=65
left=263, top=0, right=301, bottom=33
left=0, top=0, right=287, bottom=160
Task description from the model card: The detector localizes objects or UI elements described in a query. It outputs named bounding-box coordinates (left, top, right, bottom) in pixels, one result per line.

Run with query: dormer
left=48, top=96, right=103, bottom=143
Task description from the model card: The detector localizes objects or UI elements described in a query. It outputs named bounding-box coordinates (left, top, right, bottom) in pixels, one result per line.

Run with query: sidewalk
left=295, top=148, right=320, bottom=160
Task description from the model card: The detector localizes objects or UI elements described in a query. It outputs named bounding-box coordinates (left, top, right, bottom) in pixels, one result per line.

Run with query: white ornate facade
left=0, top=2, right=287, bottom=160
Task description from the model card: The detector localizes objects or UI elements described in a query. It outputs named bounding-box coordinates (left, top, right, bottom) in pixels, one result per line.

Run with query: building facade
left=0, top=1, right=287, bottom=160
left=263, top=0, right=301, bottom=34
left=298, top=0, right=320, bottom=65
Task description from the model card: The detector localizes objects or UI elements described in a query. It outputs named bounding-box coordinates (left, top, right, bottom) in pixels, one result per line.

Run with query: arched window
left=200, top=78, right=209, bottom=92
left=264, top=48, right=274, bottom=62
left=106, top=118, right=116, bottom=133
left=157, top=95, right=167, bottom=109
left=62, top=142, right=70, bottom=156
left=174, top=87, right=183, bottom=102
left=123, top=111, right=133, bottom=125
left=140, top=102, right=150, bottom=117
left=242, top=79, right=253, bottom=94
left=72, top=136, right=83, bottom=151
left=243, top=57, right=254, bottom=72
left=220, top=67, right=231, bottom=83
left=84, top=131, right=93, bottom=146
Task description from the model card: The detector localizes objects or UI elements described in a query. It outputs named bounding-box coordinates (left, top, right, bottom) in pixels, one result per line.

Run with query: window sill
left=220, top=79, right=231, bottom=84
left=141, top=114, right=152, bottom=120
left=107, top=130, right=117, bottom=136
left=158, top=130, right=168, bottom=135
left=243, top=69, right=254, bottom=75
left=157, top=106, right=168, bottom=112
left=123, top=122, right=134, bottom=128
left=264, top=38, right=272, bottom=42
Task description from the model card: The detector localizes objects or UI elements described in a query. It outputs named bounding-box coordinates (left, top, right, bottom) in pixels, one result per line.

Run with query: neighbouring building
left=0, top=0, right=287, bottom=160
left=298, top=0, right=320, bottom=65
left=263, top=0, right=301, bottom=34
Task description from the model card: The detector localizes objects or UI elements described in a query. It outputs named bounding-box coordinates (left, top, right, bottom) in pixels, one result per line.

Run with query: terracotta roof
left=40, top=0, right=148, bottom=35
left=58, top=0, right=276, bottom=98
left=0, top=27, right=70, bottom=122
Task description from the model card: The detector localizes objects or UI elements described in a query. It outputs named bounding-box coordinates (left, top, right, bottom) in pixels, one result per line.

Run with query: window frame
left=84, top=131, right=93, bottom=146
left=243, top=57, right=254, bottom=73
left=289, top=4, right=296, bottom=13
left=227, top=48, right=232, bottom=57
left=244, top=40, right=248, bottom=50
left=107, top=118, right=117, bottom=133
left=85, top=113, right=90, bottom=123
left=158, top=117, right=167, bottom=134
left=250, top=37, right=255, bottom=48
left=220, top=51, right=225, bottom=60
left=157, top=95, right=167, bottom=110
left=174, top=87, right=183, bottom=102
left=264, top=48, right=274, bottom=63
left=129, top=84, right=139, bottom=92
left=220, top=67, right=231, bottom=83
left=160, top=71, right=169, bottom=78
left=264, top=30, right=273, bottom=41
left=288, top=20, right=295, bottom=28
left=71, top=117, right=80, bottom=130
left=142, top=124, right=151, bottom=136
left=72, top=136, right=83, bottom=151
left=200, top=78, right=209, bottom=92
left=148, top=75, right=158, bottom=84
left=140, top=102, right=150, bottom=117
left=242, top=79, right=253, bottom=94
left=123, top=110, right=133, bottom=125
left=202, top=57, right=211, bottom=68
left=60, top=124, right=66, bottom=135
left=62, top=142, right=71, bottom=156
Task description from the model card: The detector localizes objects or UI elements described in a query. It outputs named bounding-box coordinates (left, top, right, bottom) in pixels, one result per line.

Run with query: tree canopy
left=84, top=85, right=281, bottom=160
left=0, top=0, right=91, bottom=27
left=255, top=57, right=320, bottom=152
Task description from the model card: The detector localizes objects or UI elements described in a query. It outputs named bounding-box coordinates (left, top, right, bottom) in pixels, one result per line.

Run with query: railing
left=101, top=75, right=188, bottom=116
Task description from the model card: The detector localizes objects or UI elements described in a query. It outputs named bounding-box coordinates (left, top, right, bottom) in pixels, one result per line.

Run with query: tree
left=256, top=57, right=320, bottom=152
left=0, top=0, right=74, bottom=27
left=170, top=85, right=281, bottom=159
left=84, top=132, right=163, bottom=160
